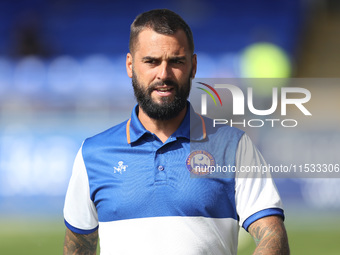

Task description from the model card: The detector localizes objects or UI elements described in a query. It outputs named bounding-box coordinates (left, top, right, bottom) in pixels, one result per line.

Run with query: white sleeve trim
left=63, top=144, right=98, bottom=231
left=235, top=134, right=283, bottom=228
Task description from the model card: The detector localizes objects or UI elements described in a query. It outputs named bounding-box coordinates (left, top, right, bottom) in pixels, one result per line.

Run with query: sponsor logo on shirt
left=113, top=161, right=128, bottom=174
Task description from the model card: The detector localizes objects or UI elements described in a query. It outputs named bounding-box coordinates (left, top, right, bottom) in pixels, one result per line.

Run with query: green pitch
left=0, top=218, right=64, bottom=255
left=0, top=214, right=339, bottom=255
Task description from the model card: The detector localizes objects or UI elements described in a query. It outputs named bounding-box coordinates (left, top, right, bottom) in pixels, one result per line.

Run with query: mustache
left=147, top=80, right=179, bottom=93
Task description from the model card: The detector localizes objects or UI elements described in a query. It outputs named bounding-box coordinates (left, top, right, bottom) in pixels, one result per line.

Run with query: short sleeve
left=63, top=145, right=99, bottom=234
left=235, top=134, right=284, bottom=231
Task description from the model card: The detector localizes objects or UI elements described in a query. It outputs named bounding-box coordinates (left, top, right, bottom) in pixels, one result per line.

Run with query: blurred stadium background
left=0, top=0, right=339, bottom=254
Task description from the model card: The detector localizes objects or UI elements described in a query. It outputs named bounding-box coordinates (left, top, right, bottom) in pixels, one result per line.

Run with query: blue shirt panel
left=82, top=104, right=245, bottom=223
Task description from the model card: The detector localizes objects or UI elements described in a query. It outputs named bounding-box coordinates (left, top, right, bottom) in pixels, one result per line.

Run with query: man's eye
left=145, top=59, right=157, bottom=64
left=172, top=59, right=184, bottom=64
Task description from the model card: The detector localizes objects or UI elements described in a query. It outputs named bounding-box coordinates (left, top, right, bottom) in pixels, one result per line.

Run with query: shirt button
left=158, top=165, right=164, bottom=171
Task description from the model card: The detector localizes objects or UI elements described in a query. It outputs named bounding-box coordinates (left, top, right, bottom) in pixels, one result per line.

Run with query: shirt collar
left=126, top=102, right=206, bottom=144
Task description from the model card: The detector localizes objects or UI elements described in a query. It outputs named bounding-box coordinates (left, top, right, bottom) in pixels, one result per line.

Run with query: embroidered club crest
left=186, top=150, right=215, bottom=175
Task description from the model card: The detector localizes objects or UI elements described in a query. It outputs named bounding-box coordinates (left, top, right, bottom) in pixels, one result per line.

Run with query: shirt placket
left=154, top=142, right=167, bottom=184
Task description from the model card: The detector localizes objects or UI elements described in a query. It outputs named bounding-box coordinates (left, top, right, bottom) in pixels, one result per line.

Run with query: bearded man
left=63, top=9, right=289, bottom=255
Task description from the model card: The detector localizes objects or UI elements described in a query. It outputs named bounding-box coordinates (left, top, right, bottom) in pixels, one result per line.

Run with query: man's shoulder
left=83, top=119, right=129, bottom=147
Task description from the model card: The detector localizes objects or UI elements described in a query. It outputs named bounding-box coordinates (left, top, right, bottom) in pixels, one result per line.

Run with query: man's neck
left=138, top=105, right=187, bottom=143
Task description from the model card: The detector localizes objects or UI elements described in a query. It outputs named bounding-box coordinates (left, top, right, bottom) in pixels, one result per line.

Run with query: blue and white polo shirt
left=64, top=103, right=284, bottom=255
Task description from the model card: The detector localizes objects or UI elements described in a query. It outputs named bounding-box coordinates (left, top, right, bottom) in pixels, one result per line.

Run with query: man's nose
left=157, top=61, right=172, bottom=81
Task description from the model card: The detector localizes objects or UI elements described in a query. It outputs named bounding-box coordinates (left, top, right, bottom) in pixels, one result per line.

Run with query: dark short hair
left=129, top=9, right=194, bottom=54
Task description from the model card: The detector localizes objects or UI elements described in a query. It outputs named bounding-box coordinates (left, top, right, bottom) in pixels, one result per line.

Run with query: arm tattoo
left=63, top=228, right=98, bottom=255
left=248, top=216, right=290, bottom=255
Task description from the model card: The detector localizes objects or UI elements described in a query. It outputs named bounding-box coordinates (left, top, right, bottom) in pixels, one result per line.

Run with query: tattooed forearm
left=248, top=216, right=290, bottom=255
left=63, top=228, right=98, bottom=255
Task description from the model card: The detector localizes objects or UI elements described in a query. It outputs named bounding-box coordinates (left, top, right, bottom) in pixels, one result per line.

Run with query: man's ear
left=126, top=53, right=133, bottom=78
left=191, top=54, right=197, bottom=78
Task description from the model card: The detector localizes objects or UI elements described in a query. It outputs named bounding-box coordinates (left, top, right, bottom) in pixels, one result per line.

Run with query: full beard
left=132, top=70, right=191, bottom=120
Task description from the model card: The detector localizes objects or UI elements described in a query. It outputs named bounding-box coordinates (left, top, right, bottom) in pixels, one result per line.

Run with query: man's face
left=126, top=28, right=197, bottom=120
